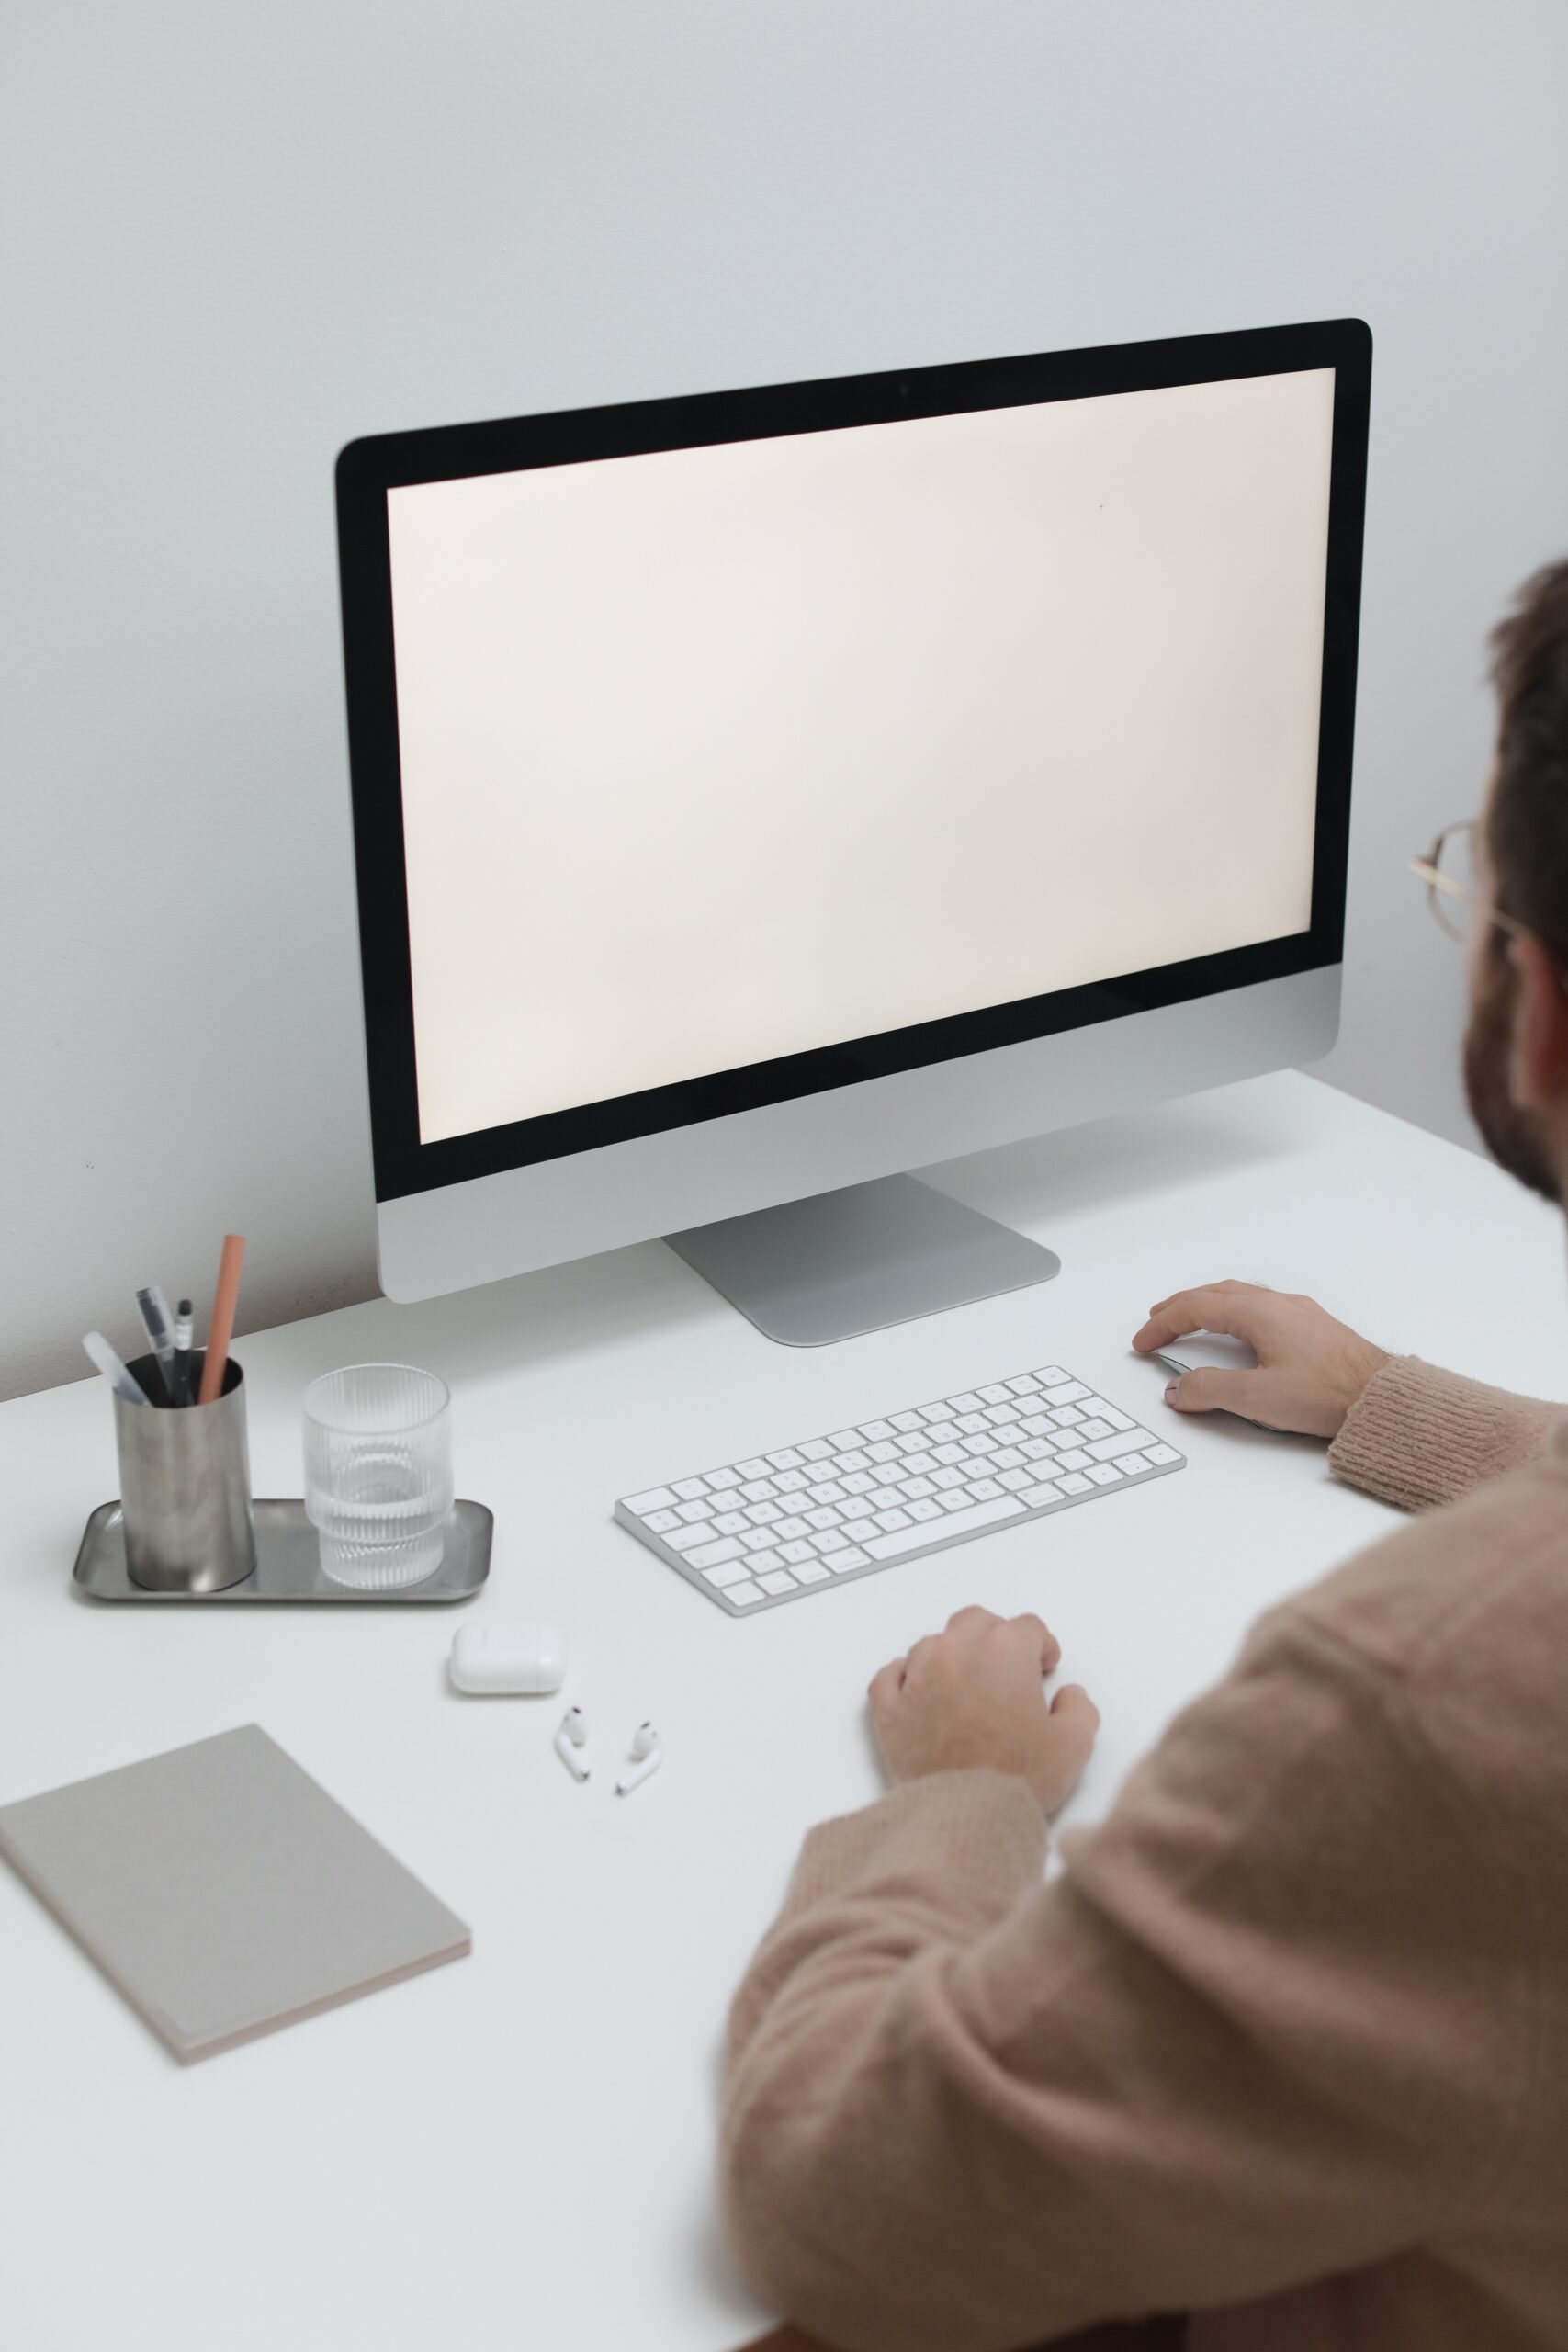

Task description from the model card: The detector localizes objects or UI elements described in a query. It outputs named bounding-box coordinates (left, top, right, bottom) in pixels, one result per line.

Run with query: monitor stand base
left=665, top=1173, right=1061, bottom=1348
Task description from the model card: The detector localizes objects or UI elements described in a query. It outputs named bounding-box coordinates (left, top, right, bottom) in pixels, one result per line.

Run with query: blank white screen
left=388, top=368, right=1333, bottom=1145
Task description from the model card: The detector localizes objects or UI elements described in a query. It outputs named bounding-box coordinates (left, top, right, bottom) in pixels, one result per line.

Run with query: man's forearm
left=1327, top=1354, right=1561, bottom=1510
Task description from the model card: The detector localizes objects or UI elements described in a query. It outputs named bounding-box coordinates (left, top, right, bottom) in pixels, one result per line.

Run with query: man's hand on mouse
left=1131, top=1280, right=1389, bottom=1439
left=868, top=1605, right=1099, bottom=1817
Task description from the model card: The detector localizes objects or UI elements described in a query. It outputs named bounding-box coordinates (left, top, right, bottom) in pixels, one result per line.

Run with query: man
left=718, top=560, right=1568, bottom=2351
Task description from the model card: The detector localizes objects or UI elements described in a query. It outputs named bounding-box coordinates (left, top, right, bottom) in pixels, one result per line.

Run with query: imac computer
left=335, top=319, right=1369, bottom=1345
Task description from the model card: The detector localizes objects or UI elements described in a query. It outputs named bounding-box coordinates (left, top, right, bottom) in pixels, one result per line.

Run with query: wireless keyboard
left=615, top=1363, right=1185, bottom=1615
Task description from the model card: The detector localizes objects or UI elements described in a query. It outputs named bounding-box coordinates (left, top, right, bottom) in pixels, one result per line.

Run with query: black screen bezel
left=336, top=318, right=1370, bottom=1204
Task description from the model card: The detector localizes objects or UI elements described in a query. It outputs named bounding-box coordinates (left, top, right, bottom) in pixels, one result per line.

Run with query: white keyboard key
left=1056, top=1448, right=1091, bottom=1472
left=804, top=1459, right=840, bottom=1484
left=672, top=1477, right=708, bottom=1501
left=746, top=1547, right=784, bottom=1575
left=865, top=1487, right=903, bottom=1513
left=758, top=1569, right=799, bottom=1595
left=841, top=1470, right=876, bottom=1496
left=908, top=1498, right=943, bottom=1522
left=626, top=1487, right=678, bottom=1515
left=799, top=1439, right=834, bottom=1462
left=976, top=1383, right=1010, bottom=1405
left=1087, top=1428, right=1157, bottom=1463
left=1051, top=1405, right=1084, bottom=1427
left=843, top=1518, right=879, bottom=1543
left=829, top=1430, right=863, bottom=1450
left=962, top=1434, right=998, bottom=1457
left=931, top=1465, right=966, bottom=1490
left=1077, top=1419, right=1113, bottom=1442
left=1021, top=1438, right=1056, bottom=1463
left=712, top=1510, right=749, bottom=1536
left=806, top=1507, right=841, bottom=1531
left=642, top=1509, right=680, bottom=1533
left=890, top=1410, right=925, bottom=1432
left=900, top=1450, right=937, bottom=1475
left=690, top=1535, right=744, bottom=1569
left=746, top=1500, right=781, bottom=1525
left=1118, top=1452, right=1152, bottom=1475
left=739, top=1478, right=774, bottom=1503
left=991, top=1447, right=1025, bottom=1470
left=1052, top=1382, right=1091, bottom=1404
left=735, top=1457, right=771, bottom=1481
left=741, top=1527, right=776, bottom=1553
left=706, top=1465, right=740, bottom=1491
left=967, top=1477, right=1004, bottom=1501
left=813, top=1479, right=847, bottom=1504
left=1098, top=1407, right=1134, bottom=1431
left=1034, top=1366, right=1068, bottom=1385
left=859, top=1419, right=896, bottom=1442
left=1006, top=1374, right=1041, bottom=1396
left=874, top=1508, right=913, bottom=1532
left=836, top=1448, right=872, bottom=1474
left=795, top=1558, right=831, bottom=1583
left=778, top=1540, right=815, bottom=1566
left=948, top=1391, right=983, bottom=1413
left=767, top=1447, right=804, bottom=1470
left=676, top=1500, right=714, bottom=1524
left=1088, top=1463, right=1122, bottom=1487
left=1145, top=1443, right=1181, bottom=1465
left=998, top=1468, right=1034, bottom=1492
left=931, top=1443, right=965, bottom=1466
left=703, top=1557, right=754, bottom=1588
left=774, top=1468, right=808, bottom=1493
left=812, top=1526, right=849, bottom=1552
left=901, top=1476, right=937, bottom=1498
left=863, top=1495, right=1023, bottom=1558
left=938, top=1489, right=975, bottom=1512
left=983, top=1402, right=1020, bottom=1426
left=865, top=1440, right=900, bottom=1464
left=1021, top=1479, right=1064, bottom=1508
left=726, top=1580, right=765, bottom=1607
left=666, top=1523, right=714, bottom=1553
left=773, top=1515, right=809, bottom=1542
left=954, top=1411, right=987, bottom=1435
left=1056, top=1471, right=1091, bottom=1494
left=829, top=1545, right=870, bottom=1571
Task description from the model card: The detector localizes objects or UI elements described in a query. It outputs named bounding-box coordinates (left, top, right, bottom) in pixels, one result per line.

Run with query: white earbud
left=616, top=1721, right=661, bottom=1796
left=555, top=1705, right=591, bottom=1781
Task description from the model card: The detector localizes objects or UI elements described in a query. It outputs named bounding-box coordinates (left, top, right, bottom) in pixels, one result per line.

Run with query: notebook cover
left=0, top=1724, right=470, bottom=2061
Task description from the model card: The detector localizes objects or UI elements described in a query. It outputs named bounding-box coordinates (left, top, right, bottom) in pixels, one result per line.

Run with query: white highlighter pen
left=83, top=1330, right=148, bottom=1407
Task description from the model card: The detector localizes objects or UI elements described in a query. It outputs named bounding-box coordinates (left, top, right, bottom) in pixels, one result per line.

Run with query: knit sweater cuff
left=787, top=1770, right=1049, bottom=1928
left=1327, top=1352, right=1562, bottom=1512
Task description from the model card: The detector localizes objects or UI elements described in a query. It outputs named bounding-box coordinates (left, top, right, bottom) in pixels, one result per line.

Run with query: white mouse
left=449, top=1621, right=568, bottom=1695
left=1153, top=1331, right=1258, bottom=1379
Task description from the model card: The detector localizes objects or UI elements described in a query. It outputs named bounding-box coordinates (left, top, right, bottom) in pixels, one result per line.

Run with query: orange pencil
left=197, top=1234, right=247, bottom=1406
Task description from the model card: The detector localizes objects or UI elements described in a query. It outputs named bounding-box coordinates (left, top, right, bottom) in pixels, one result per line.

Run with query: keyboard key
left=843, top=1518, right=880, bottom=1544
left=1098, top=1407, right=1134, bottom=1432
left=642, top=1509, right=680, bottom=1533
left=1056, top=1471, right=1091, bottom=1494
left=691, top=1536, right=744, bottom=1568
left=864, top=1494, right=1023, bottom=1558
left=666, top=1524, right=714, bottom=1553
left=1034, top=1366, right=1068, bottom=1385
left=726, top=1580, right=765, bottom=1607
left=1051, top=1405, right=1084, bottom=1428
left=799, top=1439, right=834, bottom=1462
left=741, top=1527, right=776, bottom=1553
left=908, top=1498, right=943, bottom=1521
left=836, top=1449, right=871, bottom=1475
left=1006, top=1375, right=1042, bottom=1396
left=890, top=1410, right=924, bottom=1432
left=1088, top=1463, right=1122, bottom=1486
left=758, top=1569, right=799, bottom=1595
left=767, top=1448, right=804, bottom=1470
left=746, top=1547, right=784, bottom=1574
left=866, top=1487, right=904, bottom=1513
left=806, top=1507, right=842, bottom=1531
left=828, top=1430, right=863, bottom=1450
left=1020, top=1438, right=1056, bottom=1463
left=859, top=1419, right=896, bottom=1442
left=773, top=1516, right=809, bottom=1542
left=983, top=1403, right=1020, bottom=1426
left=672, top=1477, right=708, bottom=1501
left=804, top=1459, right=840, bottom=1485
left=712, top=1510, right=749, bottom=1536
left=795, top=1558, right=831, bottom=1583
left=812, top=1526, right=849, bottom=1552
left=865, top=1440, right=900, bottom=1464
left=829, top=1545, right=870, bottom=1571
left=1021, top=1479, right=1064, bottom=1508
left=938, top=1489, right=975, bottom=1511
left=991, top=1447, right=1025, bottom=1471
left=739, top=1478, right=775, bottom=1503
left=735, top=1457, right=772, bottom=1481
left=998, top=1468, right=1034, bottom=1492
left=1056, top=1447, right=1091, bottom=1472
left=841, top=1470, right=876, bottom=1496
left=962, top=1434, right=998, bottom=1457
left=777, top=1539, right=815, bottom=1566
left=931, top=1442, right=965, bottom=1466
left=706, top=1466, right=740, bottom=1491
left=1052, top=1381, right=1091, bottom=1404
left=1077, top=1419, right=1113, bottom=1442
left=901, top=1476, right=937, bottom=1498
left=1118, top=1452, right=1152, bottom=1475
left=1146, top=1443, right=1181, bottom=1466
left=967, top=1478, right=1004, bottom=1501
left=774, top=1468, right=808, bottom=1493
left=900, top=1450, right=936, bottom=1476
left=812, top=1478, right=847, bottom=1505
left=677, top=1499, right=714, bottom=1524
left=874, top=1508, right=913, bottom=1532
left=703, top=1557, right=754, bottom=1588
left=977, top=1383, right=1011, bottom=1405
left=916, top=1403, right=951, bottom=1424
left=626, top=1487, right=677, bottom=1515
left=1087, top=1428, right=1157, bottom=1463
left=948, top=1391, right=983, bottom=1413
left=931, top=1465, right=966, bottom=1489
left=954, top=1412, right=987, bottom=1435
left=745, top=1500, right=781, bottom=1524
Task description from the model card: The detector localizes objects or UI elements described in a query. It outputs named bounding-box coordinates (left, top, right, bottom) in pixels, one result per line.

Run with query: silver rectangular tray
left=73, top=1498, right=491, bottom=1604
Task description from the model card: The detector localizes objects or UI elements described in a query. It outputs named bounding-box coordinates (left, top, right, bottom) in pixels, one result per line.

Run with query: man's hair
left=1488, top=560, right=1568, bottom=960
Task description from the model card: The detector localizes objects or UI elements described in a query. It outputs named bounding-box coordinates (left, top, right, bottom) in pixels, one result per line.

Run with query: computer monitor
left=335, top=319, right=1369, bottom=1343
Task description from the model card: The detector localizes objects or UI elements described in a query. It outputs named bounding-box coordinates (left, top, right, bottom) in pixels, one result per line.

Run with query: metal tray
left=73, top=1498, right=491, bottom=1604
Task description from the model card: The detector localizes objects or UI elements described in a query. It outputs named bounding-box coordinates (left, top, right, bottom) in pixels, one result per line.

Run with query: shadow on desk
left=739, top=2320, right=1186, bottom=2350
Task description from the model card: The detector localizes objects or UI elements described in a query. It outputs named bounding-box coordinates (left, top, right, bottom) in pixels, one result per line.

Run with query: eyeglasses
left=1410, top=820, right=1531, bottom=946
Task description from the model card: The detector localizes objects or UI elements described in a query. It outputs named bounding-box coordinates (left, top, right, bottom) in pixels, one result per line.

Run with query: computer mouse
left=1152, top=1331, right=1258, bottom=1380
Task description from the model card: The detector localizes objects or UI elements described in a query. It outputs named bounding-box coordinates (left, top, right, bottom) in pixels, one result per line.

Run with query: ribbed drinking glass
left=303, top=1363, right=453, bottom=1590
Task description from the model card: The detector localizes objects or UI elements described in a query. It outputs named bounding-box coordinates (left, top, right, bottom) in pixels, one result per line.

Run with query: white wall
left=5, top=0, right=1567, bottom=1400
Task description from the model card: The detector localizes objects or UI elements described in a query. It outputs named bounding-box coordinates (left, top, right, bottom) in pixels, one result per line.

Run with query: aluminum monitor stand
left=665, top=1172, right=1060, bottom=1347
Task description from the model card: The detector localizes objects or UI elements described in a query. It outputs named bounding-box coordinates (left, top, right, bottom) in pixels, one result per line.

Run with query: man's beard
left=1464, top=945, right=1562, bottom=1204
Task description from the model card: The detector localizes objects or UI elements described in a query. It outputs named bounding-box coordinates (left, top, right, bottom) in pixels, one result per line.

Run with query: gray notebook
left=0, top=1724, right=470, bottom=2062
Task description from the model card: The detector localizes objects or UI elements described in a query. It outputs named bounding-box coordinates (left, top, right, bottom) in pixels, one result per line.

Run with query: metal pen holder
left=115, top=1352, right=257, bottom=1593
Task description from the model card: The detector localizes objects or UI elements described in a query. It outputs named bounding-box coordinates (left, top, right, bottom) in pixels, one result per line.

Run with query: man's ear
left=1507, top=935, right=1568, bottom=1110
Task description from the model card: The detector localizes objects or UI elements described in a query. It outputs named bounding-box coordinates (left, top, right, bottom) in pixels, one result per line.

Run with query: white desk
left=3, top=1071, right=1564, bottom=2352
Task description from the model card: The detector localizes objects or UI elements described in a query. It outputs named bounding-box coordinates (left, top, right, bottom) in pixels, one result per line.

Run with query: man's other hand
left=1131, top=1279, right=1389, bottom=1439
left=868, top=1606, right=1099, bottom=1816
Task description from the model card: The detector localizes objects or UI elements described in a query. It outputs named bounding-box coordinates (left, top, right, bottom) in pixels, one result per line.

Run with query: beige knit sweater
left=720, top=1359, right=1568, bottom=2350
